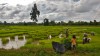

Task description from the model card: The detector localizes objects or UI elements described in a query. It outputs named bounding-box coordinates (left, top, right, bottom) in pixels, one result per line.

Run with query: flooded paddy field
left=0, top=25, right=100, bottom=56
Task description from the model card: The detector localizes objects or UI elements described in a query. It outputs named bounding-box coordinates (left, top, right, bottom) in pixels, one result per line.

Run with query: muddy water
left=0, top=35, right=27, bottom=49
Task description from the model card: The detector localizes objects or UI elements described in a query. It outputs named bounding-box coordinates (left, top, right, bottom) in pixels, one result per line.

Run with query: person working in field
left=71, top=35, right=76, bottom=50
left=91, top=31, right=95, bottom=36
left=83, top=32, right=88, bottom=37
left=59, top=33, right=63, bottom=38
left=83, top=32, right=91, bottom=44
left=48, top=35, right=52, bottom=39
left=83, top=32, right=88, bottom=44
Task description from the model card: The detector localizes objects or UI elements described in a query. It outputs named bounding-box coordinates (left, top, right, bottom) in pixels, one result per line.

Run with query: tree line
left=0, top=19, right=100, bottom=26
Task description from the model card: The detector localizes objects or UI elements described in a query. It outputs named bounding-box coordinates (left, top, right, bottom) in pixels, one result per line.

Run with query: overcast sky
left=0, top=0, right=100, bottom=23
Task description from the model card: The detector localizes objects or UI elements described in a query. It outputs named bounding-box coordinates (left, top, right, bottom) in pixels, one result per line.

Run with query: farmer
left=83, top=33, right=88, bottom=44
left=59, top=33, right=63, bottom=38
left=83, top=32, right=88, bottom=37
left=48, top=35, right=52, bottom=39
left=91, top=32, right=95, bottom=36
left=87, top=38, right=91, bottom=43
left=83, top=32, right=91, bottom=44
left=71, top=35, right=76, bottom=50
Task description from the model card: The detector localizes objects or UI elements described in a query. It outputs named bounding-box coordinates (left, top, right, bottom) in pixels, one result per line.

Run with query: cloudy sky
left=0, top=0, right=100, bottom=23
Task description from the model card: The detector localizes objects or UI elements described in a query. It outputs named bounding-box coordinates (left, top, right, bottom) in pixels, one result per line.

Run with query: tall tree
left=94, top=20, right=98, bottom=25
left=50, top=20, right=56, bottom=26
left=68, top=20, right=74, bottom=25
left=30, top=3, right=40, bottom=22
left=44, top=18, right=49, bottom=26
left=4, top=21, right=7, bottom=25
left=90, top=21, right=93, bottom=25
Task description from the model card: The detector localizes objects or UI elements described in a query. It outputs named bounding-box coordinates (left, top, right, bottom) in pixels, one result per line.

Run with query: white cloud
left=0, top=0, right=100, bottom=23
left=0, top=0, right=37, bottom=6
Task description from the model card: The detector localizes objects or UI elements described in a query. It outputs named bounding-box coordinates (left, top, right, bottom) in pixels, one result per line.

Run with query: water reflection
left=0, top=35, right=27, bottom=49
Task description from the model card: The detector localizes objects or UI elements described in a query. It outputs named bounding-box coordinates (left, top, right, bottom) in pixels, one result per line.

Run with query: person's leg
left=85, top=38, right=88, bottom=43
left=71, top=44, right=73, bottom=50
left=73, top=45, right=76, bottom=50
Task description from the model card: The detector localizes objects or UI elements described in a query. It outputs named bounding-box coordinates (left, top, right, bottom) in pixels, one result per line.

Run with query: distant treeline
left=0, top=19, right=100, bottom=26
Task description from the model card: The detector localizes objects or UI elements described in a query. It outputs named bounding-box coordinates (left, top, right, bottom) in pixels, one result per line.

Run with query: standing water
left=0, top=38, right=2, bottom=48
left=0, top=35, right=27, bottom=49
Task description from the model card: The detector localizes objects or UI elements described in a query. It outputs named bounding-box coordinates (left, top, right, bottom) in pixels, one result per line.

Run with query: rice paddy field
left=0, top=25, right=100, bottom=56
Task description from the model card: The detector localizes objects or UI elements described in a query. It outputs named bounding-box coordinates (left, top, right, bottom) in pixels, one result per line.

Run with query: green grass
left=2, top=38, right=9, bottom=44
left=0, top=25, right=100, bottom=56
